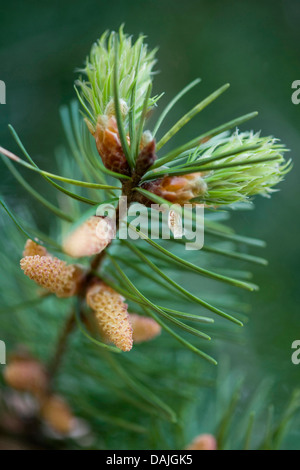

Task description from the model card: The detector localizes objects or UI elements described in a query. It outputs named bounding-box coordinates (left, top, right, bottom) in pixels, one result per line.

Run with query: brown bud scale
left=93, top=115, right=131, bottom=176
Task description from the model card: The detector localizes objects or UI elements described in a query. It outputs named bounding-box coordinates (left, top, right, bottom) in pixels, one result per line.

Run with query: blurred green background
left=0, top=0, right=300, bottom=432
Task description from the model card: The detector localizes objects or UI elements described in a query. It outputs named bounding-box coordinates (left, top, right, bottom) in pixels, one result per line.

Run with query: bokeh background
left=0, top=0, right=300, bottom=447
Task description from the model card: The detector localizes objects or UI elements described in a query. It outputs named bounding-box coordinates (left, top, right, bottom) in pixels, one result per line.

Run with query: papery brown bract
left=140, top=172, right=207, bottom=206
left=91, top=115, right=131, bottom=176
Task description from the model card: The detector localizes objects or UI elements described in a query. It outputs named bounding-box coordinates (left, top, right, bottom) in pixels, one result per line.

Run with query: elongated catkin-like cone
left=186, top=434, right=217, bottom=450
left=40, top=395, right=74, bottom=435
left=4, top=356, right=48, bottom=397
left=86, top=282, right=133, bottom=352
left=129, top=314, right=161, bottom=344
left=23, top=239, right=49, bottom=257
left=63, top=216, right=115, bottom=258
left=20, top=255, right=83, bottom=298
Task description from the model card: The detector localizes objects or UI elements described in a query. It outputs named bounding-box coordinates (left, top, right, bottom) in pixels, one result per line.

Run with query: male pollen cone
left=4, top=356, right=48, bottom=397
left=23, top=239, right=49, bottom=257
left=20, top=255, right=83, bottom=298
left=63, top=216, right=115, bottom=258
left=92, top=115, right=131, bottom=176
left=186, top=433, right=217, bottom=450
left=129, top=313, right=161, bottom=344
left=86, top=282, right=133, bottom=352
left=140, top=172, right=207, bottom=206
left=40, top=395, right=74, bottom=435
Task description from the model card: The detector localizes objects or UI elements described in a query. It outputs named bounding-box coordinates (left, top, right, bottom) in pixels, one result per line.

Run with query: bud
left=4, top=355, right=48, bottom=397
left=141, top=172, right=207, bottom=206
left=129, top=314, right=161, bottom=344
left=92, top=115, right=130, bottom=175
left=86, top=282, right=133, bottom=352
left=63, top=216, right=115, bottom=258
left=186, top=434, right=217, bottom=450
left=202, top=131, right=291, bottom=206
left=76, top=27, right=157, bottom=131
left=40, top=395, right=74, bottom=435
left=23, top=239, right=49, bottom=258
left=76, top=28, right=159, bottom=177
left=20, top=255, right=83, bottom=298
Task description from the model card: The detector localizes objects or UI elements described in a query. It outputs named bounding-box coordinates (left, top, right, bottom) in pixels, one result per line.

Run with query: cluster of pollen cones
left=20, top=239, right=161, bottom=352
left=4, top=352, right=217, bottom=445
left=3, top=352, right=75, bottom=435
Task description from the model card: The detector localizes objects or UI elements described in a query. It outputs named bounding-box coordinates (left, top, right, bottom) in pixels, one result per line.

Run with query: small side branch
left=47, top=311, right=76, bottom=384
